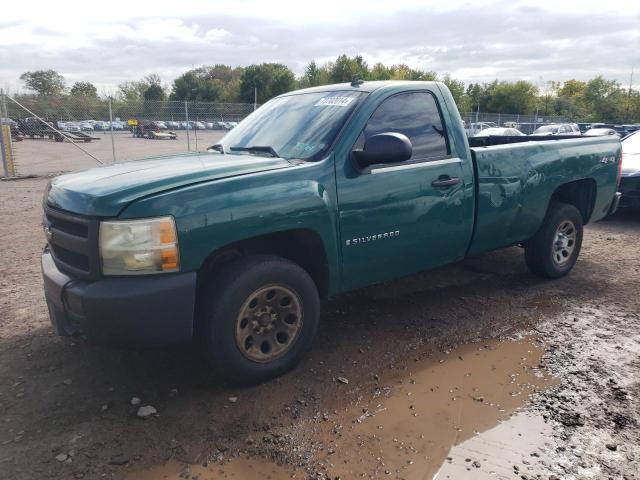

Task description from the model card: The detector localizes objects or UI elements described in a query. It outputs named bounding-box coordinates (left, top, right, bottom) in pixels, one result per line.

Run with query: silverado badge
left=346, top=230, right=400, bottom=246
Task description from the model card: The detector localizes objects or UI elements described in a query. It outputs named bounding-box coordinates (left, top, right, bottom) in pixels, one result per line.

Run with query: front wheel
left=524, top=202, right=583, bottom=278
left=200, top=255, right=320, bottom=384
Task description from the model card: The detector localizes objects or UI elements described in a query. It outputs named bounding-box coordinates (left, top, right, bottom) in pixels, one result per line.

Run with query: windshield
left=534, top=125, right=559, bottom=134
left=623, top=131, right=640, bottom=154
left=218, top=91, right=365, bottom=160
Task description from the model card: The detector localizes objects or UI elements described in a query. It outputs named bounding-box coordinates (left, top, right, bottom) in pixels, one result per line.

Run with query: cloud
left=0, top=1, right=638, bottom=94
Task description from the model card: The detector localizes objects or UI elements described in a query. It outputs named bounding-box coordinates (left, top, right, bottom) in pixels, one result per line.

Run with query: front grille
left=44, top=205, right=99, bottom=279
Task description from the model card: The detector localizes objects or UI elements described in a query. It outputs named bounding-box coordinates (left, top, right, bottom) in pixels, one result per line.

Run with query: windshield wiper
left=208, top=143, right=225, bottom=154
left=229, top=145, right=280, bottom=158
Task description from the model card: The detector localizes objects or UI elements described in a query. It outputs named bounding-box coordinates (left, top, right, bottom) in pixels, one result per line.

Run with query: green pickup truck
left=42, top=80, right=622, bottom=383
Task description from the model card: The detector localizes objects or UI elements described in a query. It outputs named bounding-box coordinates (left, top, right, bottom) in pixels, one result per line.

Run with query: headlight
left=99, top=216, right=179, bottom=275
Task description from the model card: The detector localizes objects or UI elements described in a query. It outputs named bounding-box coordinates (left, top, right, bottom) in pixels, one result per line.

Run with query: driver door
left=336, top=90, right=474, bottom=290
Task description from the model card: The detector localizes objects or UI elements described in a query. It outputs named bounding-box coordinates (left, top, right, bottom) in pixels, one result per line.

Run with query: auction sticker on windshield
left=315, top=96, right=354, bottom=107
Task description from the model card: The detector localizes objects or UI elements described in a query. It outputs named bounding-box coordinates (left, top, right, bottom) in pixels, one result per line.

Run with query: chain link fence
left=460, top=112, right=567, bottom=134
left=1, top=92, right=258, bottom=177
left=1, top=91, right=569, bottom=178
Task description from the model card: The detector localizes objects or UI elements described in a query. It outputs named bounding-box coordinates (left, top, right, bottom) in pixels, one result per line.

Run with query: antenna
left=351, top=75, right=364, bottom=87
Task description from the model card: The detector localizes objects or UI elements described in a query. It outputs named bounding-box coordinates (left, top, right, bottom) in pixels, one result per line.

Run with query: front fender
left=120, top=160, right=341, bottom=293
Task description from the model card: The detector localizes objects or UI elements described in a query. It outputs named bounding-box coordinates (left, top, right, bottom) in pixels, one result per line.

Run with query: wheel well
left=549, top=178, right=597, bottom=224
left=198, top=229, right=330, bottom=298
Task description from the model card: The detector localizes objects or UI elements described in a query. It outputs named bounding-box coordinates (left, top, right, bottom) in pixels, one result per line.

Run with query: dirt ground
left=0, top=176, right=638, bottom=480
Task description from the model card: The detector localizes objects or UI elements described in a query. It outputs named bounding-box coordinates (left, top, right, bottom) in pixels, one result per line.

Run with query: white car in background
left=58, top=121, right=81, bottom=132
left=166, top=121, right=180, bottom=129
left=466, top=121, right=498, bottom=137
left=531, top=124, right=581, bottom=136
left=584, top=128, right=620, bottom=137
left=474, top=127, right=525, bottom=137
left=78, top=122, right=94, bottom=131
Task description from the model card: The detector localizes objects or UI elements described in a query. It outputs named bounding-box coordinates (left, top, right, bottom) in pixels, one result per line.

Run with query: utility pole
left=626, top=65, right=634, bottom=123
left=254, top=87, right=257, bottom=111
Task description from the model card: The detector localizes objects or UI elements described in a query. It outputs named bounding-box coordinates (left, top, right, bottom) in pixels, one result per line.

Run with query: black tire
left=200, top=255, right=320, bottom=384
left=524, top=202, right=583, bottom=278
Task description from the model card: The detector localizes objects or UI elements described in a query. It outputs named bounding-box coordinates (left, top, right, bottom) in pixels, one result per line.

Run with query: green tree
left=390, top=64, right=436, bottom=81
left=300, top=61, right=322, bottom=87
left=170, top=65, right=243, bottom=101
left=70, top=81, right=98, bottom=98
left=143, top=83, right=165, bottom=101
left=330, top=54, right=369, bottom=83
left=582, top=76, right=622, bottom=122
left=118, top=81, right=147, bottom=101
left=442, top=75, right=468, bottom=111
left=20, top=69, right=66, bottom=96
left=483, top=80, right=538, bottom=114
left=239, top=63, right=295, bottom=103
left=369, top=62, right=393, bottom=80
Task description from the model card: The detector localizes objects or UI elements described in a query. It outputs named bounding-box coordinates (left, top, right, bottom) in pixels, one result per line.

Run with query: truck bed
left=467, top=136, right=621, bottom=257
left=468, top=135, right=591, bottom=148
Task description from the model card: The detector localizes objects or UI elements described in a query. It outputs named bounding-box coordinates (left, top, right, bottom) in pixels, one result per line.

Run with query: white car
left=166, top=121, right=180, bottom=129
left=584, top=128, right=620, bottom=137
left=531, top=124, right=581, bottom=136
left=58, top=121, right=81, bottom=132
left=466, top=121, right=498, bottom=137
left=78, top=122, right=94, bottom=131
left=474, top=127, right=525, bottom=137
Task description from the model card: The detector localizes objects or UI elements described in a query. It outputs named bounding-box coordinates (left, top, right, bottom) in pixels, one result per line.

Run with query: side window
left=356, top=92, right=449, bottom=161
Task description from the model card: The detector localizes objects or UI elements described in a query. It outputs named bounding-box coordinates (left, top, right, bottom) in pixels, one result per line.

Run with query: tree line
left=15, top=54, right=640, bottom=123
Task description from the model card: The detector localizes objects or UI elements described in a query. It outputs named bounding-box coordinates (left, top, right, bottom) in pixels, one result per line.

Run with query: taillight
left=617, top=151, right=623, bottom=186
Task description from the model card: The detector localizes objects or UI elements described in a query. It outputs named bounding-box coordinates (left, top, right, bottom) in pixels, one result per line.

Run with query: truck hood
left=46, top=152, right=292, bottom=216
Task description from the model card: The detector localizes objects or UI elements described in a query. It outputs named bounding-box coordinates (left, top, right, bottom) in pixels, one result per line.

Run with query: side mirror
left=353, top=132, right=412, bottom=167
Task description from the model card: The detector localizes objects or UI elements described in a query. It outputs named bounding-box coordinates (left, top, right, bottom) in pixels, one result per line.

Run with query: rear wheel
left=200, top=255, right=320, bottom=384
left=524, top=202, right=583, bottom=278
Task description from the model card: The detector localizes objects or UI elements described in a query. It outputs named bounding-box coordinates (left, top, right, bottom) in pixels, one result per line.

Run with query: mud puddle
left=312, top=336, right=556, bottom=479
left=125, top=337, right=555, bottom=479
left=123, top=456, right=296, bottom=480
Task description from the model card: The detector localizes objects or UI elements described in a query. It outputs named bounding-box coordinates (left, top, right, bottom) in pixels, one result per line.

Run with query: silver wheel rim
left=235, top=284, right=303, bottom=363
left=552, top=220, right=577, bottom=266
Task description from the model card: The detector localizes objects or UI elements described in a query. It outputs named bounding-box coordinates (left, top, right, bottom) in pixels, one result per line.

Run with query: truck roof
left=282, top=80, right=441, bottom=96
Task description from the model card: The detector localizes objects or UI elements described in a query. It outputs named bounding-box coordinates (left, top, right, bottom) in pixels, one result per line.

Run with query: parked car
left=1, top=117, right=24, bottom=141
left=584, top=128, right=620, bottom=137
left=166, top=121, right=180, bottom=129
left=41, top=80, right=622, bottom=384
left=192, top=121, right=206, bottom=130
left=474, top=127, right=525, bottom=137
left=93, top=121, right=109, bottom=131
left=153, top=121, right=168, bottom=130
left=531, top=124, right=581, bottom=136
left=78, top=122, right=94, bottom=131
left=205, top=122, right=215, bottom=129
left=0, top=117, right=17, bottom=127
left=619, top=131, right=640, bottom=208
left=465, top=121, right=497, bottom=137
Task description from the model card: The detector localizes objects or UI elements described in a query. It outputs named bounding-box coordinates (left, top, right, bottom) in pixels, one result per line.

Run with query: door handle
left=431, top=176, right=460, bottom=188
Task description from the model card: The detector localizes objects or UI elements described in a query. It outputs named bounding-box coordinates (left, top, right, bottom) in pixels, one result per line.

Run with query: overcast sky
left=1, top=0, right=639, bottom=94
